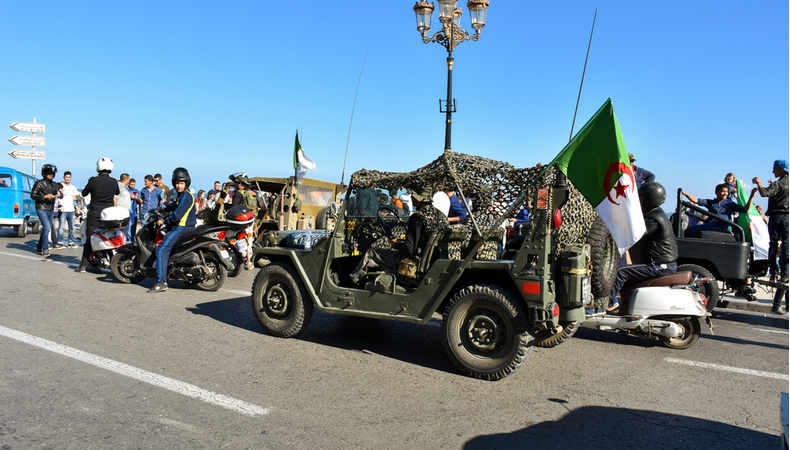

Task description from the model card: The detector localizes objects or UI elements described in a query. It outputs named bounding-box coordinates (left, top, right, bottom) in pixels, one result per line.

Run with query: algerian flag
left=294, top=130, right=316, bottom=183
left=736, top=179, right=769, bottom=259
left=552, top=99, right=646, bottom=255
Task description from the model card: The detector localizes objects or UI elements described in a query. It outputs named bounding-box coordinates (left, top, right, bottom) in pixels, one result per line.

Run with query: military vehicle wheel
left=251, top=262, right=314, bottom=338
left=110, top=252, right=145, bottom=284
left=196, top=253, right=227, bottom=291
left=587, top=217, right=618, bottom=299
left=677, top=264, right=719, bottom=312
left=658, top=317, right=701, bottom=349
left=16, top=218, right=28, bottom=237
left=534, top=321, right=579, bottom=348
left=442, top=284, right=533, bottom=380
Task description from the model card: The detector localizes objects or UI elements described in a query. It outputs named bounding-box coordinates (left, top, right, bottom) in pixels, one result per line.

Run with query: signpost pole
left=31, top=118, right=37, bottom=175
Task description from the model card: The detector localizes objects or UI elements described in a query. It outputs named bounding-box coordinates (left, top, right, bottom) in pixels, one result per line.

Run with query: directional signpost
left=10, top=122, right=46, bottom=134
left=8, top=149, right=46, bottom=160
left=7, top=118, right=46, bottom=174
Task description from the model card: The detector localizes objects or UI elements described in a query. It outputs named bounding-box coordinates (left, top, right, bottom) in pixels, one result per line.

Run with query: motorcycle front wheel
left=110, top=252, right=145, bottom=284
left=196, top=253, right=227, bottom=291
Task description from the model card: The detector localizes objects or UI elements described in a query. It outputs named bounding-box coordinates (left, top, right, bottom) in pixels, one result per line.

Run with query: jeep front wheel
left=442, top=284, right=533, bottom=381
left=251, top=262, right=314, bottom=338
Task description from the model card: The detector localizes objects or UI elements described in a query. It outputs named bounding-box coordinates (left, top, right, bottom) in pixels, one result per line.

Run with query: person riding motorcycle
left=148, top=167, right=196, bottom=293
left=30, top=164, right=63, bottom=257
left=608, top=182, right=678, bottom=312
left=230, top=173, right=256, bottom=269
left=77, top=158, right=119, bottom=272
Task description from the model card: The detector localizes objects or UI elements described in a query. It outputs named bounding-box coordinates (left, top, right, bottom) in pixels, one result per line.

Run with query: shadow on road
left=464, top=405, right=779, bottom=449
left=187, top=297, right=452, bottom=374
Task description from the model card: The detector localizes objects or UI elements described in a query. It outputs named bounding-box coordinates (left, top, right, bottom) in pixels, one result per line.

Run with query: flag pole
left=554, top=7, right=598, bottom=194
left=341, top=45, right=369, bottom=186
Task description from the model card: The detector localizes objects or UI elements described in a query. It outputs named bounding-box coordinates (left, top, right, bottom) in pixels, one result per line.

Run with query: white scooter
left=580, top=270, right=713, bottom=349
left=79, top=206, right=129, bottom=269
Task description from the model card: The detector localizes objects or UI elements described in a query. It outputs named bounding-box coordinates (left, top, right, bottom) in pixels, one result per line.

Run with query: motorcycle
left=109, top=207, right=235, bottom=291
left=79, top=206, right=129, bottom=270
left=221, top=205, right=256, bottom=277
left=580, top=270, right=713, bottom=349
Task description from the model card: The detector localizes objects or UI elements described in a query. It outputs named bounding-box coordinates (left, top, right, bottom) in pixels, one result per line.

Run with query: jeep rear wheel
left=442, top=284, right=533, bottom=381
left=251, top=262, right=314, bottom=338
left=534, top=320, right=579, bottom=348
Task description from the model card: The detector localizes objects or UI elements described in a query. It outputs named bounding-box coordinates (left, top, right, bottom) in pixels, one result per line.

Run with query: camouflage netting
left=349, top=151, right=600, bottom=248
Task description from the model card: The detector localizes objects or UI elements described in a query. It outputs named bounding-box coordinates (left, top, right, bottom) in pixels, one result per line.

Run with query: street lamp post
left=413, top=0, right=489, bottom=153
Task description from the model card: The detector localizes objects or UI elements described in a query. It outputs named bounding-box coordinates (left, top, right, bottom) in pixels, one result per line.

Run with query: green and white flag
left=552, top=99, right=645, bottom=255
left=736, top=179, right=769, bottom=259
left=294, top=130, right=316, bottom=183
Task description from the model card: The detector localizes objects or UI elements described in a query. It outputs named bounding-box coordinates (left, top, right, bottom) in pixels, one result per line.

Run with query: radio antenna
left=569, top=8, right=598, bottom=142
left=341, top=44, right=369, bottom=185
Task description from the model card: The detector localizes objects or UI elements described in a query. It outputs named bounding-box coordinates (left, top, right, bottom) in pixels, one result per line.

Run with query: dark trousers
left=610, top=262, right=677, bottom=301
left=81, top=210, right=102, bottom=265
left=36, top=209, right=54, bottom=253
left=768, top=213, right=788, bottom=278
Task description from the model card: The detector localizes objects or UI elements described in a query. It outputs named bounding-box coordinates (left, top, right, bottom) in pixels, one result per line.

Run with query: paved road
left=0, top=232, right=787, bottom=449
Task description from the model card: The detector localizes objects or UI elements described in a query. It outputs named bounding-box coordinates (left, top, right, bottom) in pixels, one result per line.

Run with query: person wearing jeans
left=30, top=164, right=62, bottom=257
left=57, top=171, right=80, bottom=247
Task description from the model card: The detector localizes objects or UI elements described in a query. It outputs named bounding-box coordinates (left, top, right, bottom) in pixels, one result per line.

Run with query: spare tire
left=587, top=217, right=619, bottom=299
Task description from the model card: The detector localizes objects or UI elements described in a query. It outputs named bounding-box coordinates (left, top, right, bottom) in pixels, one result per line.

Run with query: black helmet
left=41, top=164, right=57, bottom=178
left=171, top=167, right=191, bottom=189
left=638, top=182, right=666, bottom=213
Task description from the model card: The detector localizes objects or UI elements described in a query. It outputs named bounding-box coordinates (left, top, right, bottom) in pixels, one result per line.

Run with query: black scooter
left=110, top=208, right=234, bottom=291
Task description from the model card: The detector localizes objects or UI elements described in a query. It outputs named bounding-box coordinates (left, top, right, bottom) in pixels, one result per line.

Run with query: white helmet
left=97, top=157, right=114, bottom=173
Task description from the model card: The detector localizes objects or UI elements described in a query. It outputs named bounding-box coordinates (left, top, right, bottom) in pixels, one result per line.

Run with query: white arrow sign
left=8, top=149, right=46, bottom=160
left=9, top=122, right=46, bottom=133
left=8, top=135, right=46, bottom=147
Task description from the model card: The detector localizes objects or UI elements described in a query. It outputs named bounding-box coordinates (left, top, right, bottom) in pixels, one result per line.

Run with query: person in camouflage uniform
left=349, top=184, right=449, bottom=285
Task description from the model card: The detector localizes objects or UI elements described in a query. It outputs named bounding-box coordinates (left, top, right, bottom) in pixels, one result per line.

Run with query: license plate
left=219, top=249, right=230, bottom=260
left=582, top=276, right=591, bottom=304
left=236, top=239, right=248, bottom=252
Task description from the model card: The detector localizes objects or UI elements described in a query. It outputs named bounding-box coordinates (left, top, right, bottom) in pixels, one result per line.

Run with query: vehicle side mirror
left=330, top=202, right=339, bottom=216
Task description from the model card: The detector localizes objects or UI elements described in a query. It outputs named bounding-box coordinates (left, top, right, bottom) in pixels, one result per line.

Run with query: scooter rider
left=76, top=158, right=119, bottom=272
left=608, top=182, right=678, bottom=312
left=148, top=167, right=196, bottom=293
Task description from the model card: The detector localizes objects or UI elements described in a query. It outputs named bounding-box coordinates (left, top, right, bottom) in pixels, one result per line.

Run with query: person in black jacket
left=30, top=164, right=63, bottom=257
left=608, top=182, right=678, bottom=312
left=76, top=158, right=119, bottom=272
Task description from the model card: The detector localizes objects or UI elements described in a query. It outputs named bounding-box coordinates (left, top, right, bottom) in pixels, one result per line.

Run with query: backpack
left=241, top=189, right=258, bottom=215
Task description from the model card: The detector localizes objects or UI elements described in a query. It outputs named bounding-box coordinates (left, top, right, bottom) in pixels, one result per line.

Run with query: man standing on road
left=154, top=173, right=172, bottom=206
left=136, top=175, right=162, bottom=227
left=57, top=171, right=80, bottom=248
left=77, top=158, right=119, bottom=272
left=30, top=164, right=62, bottom=257
left=128, top=178, right=139, bottom=241
left=116, top=173, right=132, bottom=242
left=629, top=153, right=655, bottom=189
left=753, top=159, right=789, bottom=313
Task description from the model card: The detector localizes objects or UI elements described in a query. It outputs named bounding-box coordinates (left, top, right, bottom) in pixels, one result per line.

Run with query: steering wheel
left=376, top=205, right=406, bottom=240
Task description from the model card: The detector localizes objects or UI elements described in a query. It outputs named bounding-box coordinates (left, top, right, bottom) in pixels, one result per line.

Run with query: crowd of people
left=25, top=153, right=788, bottom=310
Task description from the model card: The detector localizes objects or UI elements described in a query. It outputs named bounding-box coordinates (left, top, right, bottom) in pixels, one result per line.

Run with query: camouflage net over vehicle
left=349, top=151, right=599, bottom=250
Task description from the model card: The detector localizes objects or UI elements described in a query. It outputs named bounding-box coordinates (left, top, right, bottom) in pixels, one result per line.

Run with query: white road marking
left=0, top=251, right=77, bottom=268
left=0, top=325, right=271, bottom=416
left=223, top=289, right=251, bottom=297
left=665, top=357, right=789, bottom=380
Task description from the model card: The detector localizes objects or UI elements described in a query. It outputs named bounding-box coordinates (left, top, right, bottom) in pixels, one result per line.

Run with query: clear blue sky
left=2, top=1, right=787, bottom=210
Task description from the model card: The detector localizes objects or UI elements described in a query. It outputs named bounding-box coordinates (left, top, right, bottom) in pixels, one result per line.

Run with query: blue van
left=0, top=167, right=41, bottom=237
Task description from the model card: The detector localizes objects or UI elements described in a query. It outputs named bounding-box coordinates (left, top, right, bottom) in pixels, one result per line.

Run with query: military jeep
left=250, top=152, right=614, bottom=380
